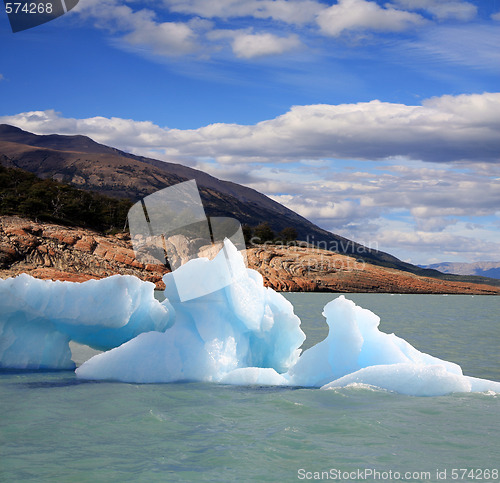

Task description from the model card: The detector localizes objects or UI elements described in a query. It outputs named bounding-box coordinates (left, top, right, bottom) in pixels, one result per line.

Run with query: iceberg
left=290, top=296, right=499, bottom=394
left=76, top=241, right=305, bottom=382
left=2, top=240, right=499, bottom=396
left=0, top=274, right=172, bottom=370
left=286, top=295, right=463, bottom=387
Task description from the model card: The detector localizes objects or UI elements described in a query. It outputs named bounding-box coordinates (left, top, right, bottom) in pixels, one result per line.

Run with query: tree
left=242, top=224, right=253, bottom=245
left=278, top=227, right=298, bottom=244
left=252, top=222, right=275, bottom=244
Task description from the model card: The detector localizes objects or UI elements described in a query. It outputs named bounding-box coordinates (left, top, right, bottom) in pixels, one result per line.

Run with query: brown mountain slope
left=0, top=124, right=431, bottom=272
left=1, top=216, right=499, bottom=295
left=1, top=124, right=499, bottom=288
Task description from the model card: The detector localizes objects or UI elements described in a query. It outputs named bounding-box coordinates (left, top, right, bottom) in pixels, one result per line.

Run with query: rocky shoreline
left=1, top=216, right=499, bottom=295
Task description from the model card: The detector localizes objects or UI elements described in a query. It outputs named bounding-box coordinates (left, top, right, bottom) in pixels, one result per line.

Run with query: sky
left=1, top=0, right=499, bottom=265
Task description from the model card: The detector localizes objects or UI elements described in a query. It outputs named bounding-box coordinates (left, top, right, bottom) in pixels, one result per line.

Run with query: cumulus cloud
left=160, top=93, right=499, bottom=165
left=272, top=196, right=367, bottom=224
left=2, top=93, right=499, bottom=263
left=316, top=0, right=426, bottom=37
left=2, top=93, right=499, bottom=165
left=166, top=0, right=477, bottom=26
left=268, top=162, right=500, bottom=223
left=241, top=158, right=500, bottom=263
left=72, top=0, right=310, bottom=60
left=208, top=28, right=302, bottom=58
left=373, top=226, right=500, bottom=262
left=67, top=0, right=498, bottom=66
left=0, top=110, right=172, bottom=154
left=74, top=0, right=200, bottom=57
left=122, top=19, right=198, bottom=57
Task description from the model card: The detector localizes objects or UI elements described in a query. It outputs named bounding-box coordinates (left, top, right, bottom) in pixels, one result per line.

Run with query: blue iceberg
left=1, top=240, right=499, bottom=396
left=0, top=274, right=172, bottom=369
left=75, top=241, right=305, bottom=382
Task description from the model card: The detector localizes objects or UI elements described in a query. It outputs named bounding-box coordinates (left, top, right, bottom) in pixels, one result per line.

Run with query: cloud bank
left=2, top=91, right=499, bottom=264
left=71, top=0, right=488, bottom=61
left=4, top=92, right=498, bottom=165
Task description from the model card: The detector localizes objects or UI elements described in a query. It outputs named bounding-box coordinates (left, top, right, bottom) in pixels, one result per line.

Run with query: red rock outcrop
left=246, top=245, right=500, bottom=295
left=0, top=216, right=168, bottom=287
left=1, top=216, right=499, bottom=295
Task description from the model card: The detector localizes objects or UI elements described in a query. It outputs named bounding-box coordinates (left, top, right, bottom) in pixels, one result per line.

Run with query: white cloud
left=69, top=0, right=498, bottom=66
left=0, top=74, right=4, bottom=81
left=372, top=224, right=500, bottom=263
left=122, top=19, right=198, bottom=56
left=2, top=99, right=499, bottom=265
left=269, top=161, right=500, bottom=220
left=272, top=196, right=364, bottom=222
left=0, top=110, right=172, bottom=153
left=388, top=229, right=496, bottom=252
left=73, top=0, right=310, bottom=60
left=74, top=0, right=200, bottom=57
left=245, top=159, right=500, bottom=263
left=231, top=31, right=301, bottom=58
left=207, top=28, right=302, bottom=58
left=165, top=0, right=325, bottom=25
left=492, top=11, right=500, bottom=21
left=2, top=93, right=499, bottom=166
left=316, top=0, right=426, bottom=37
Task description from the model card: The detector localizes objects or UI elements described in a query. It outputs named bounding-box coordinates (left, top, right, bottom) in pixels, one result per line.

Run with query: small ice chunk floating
left=1, top=241, right=499, bottom=396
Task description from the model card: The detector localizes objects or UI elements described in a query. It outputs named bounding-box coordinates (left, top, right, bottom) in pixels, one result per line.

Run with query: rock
left=0, top=216, right=169, bottom=288
left=245, top=245, right=500, bottom=295
left=1, top=216, right=499, bottom=295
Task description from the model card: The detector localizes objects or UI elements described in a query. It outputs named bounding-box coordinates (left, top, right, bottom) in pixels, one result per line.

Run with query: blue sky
left=1, top=0, right=499, bottom=264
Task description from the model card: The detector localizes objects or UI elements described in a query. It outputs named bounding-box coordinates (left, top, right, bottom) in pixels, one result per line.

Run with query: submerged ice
left=1, top=240, right=499, bottom=396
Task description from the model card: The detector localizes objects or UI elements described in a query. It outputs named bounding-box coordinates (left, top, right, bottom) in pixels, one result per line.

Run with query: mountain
left=423, top=261, right=500, bottom=280
left=1, top=123, right=499, bottom=287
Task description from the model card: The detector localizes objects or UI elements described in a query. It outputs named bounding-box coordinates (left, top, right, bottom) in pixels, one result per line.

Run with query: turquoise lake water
left=1, top=293, right=499, bottom=482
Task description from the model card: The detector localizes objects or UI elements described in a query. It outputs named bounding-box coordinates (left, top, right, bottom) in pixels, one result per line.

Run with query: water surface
left=1, top=293, right=499, bottom=482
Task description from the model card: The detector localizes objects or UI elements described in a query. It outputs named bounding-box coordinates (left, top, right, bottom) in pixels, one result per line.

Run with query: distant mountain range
left=422, top=262, right=500, bottom=280
left=1, top=123, right=499, bottom=287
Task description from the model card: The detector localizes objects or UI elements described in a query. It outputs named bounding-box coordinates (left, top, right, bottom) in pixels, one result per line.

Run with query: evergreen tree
left=253, top=222, right=275, bottom=244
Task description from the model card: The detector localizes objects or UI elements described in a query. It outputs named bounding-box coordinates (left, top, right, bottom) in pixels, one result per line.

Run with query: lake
left=1, top=293, right=499, bottom=482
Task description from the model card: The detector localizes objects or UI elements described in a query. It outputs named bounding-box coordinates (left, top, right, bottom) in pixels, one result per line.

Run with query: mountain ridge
left=423, top=261, right=500, bottom=280
left=1, top=123, right=498, bottom=288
